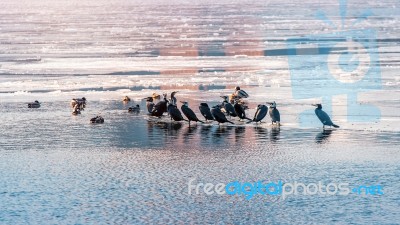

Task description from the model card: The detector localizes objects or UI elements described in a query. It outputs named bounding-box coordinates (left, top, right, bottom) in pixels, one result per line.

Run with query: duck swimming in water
left=71, top=97, right=86, bottom=110
left=122, top=96, right=131, bottom=102
left=151, top=93, right=168, bottom=117
left=72, top=104, right=81, bottom=115
left=128, top=104, right=140, bottom=113
left=28, top=100, right=41, bottom=108
left=90, top=116, right=104, bottom=124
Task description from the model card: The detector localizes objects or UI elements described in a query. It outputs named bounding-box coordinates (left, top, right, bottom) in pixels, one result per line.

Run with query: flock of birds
left=26, top=87, right=340, bottom=128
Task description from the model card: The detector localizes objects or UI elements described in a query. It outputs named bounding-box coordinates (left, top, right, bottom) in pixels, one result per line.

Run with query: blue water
left=0, top=101, right=399, bottom=224
left=1, top=0, right=400, bottom=224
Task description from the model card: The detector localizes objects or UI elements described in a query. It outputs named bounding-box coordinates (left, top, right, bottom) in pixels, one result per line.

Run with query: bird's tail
left=332, top=124, right=340, bottom=128
left=227, top=120, right=235, bottom=125
left=245, top=117, right=252, bottom=121
left=198, top=120, right=205, bottom=123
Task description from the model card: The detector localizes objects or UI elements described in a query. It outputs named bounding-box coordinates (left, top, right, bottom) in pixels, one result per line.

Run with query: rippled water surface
left=1, top=0, right=400, bottom=224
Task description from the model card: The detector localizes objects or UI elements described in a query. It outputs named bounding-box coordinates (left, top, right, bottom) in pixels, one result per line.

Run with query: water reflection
left=270, top=127, right=281, bottom=142
left=315, top=129, right=333, bottom=144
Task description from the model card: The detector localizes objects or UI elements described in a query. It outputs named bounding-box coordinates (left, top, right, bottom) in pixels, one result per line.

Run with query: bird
left=151, top=93, right=168, bottom=117
left=90, top=116, right=104, bottom=124
left=72, top=104, right=81, bottom=115
left=251, top=104, right=268, bottom=123
left=144, top=97, right=154, bottom=113
left=312, top=104, right=339, bottom=128
left=180, top=101, right=204, bottom=125
left=220, top=96, right=237, bottom=117
left=28, top=100, right=41, bottom=108
left=170, top=91, right=178, bottom=106
left=167, top=91, right=180, bottom=119
left=128, top=104, right=140, bottom=113
left=211, top=105, right=234, bottom=125
left=122, top=96, right=131, bottom=102
left=267, top=101, right=280, bottom=125
left=233, top=101, right=252, bottom=121
left=71, top=97, right=86, bottom=110
left=199, top=103, right=214, bottom=122
left=168, top=104, right=188, bottom=122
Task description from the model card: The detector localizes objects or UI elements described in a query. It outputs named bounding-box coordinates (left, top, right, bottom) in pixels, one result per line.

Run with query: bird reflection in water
left=270, top=127, right=280, bottom=142
left=253, top=126, right=268, bottom=140
left=315, top=129, right=333, bottom=144
left=234, top=126, right=246, bottom=142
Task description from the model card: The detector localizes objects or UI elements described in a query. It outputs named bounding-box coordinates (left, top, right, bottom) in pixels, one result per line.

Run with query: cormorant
left=233, top=101, right=252, bottom=121
left=199, top=103, right=214, bottom=122
left=168, top=104, right=188, bottom=122
left=267, top=101, right=280, bottom=125
left=211, top=105, right=234, bottom=125
left=312, top=104, right=339, bottom=128
left=220, top=96, right=237, bottom=117
left=251, top=104, right=268, bottom=123
left=144, top=97, right=154, bottom=113
left=180, top=101, right=204, bottom=125
left=151, top=93, right=168, bottom=117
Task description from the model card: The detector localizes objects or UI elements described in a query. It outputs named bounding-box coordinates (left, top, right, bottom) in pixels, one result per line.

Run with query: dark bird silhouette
left=267, top=101, right=280, bottom=125
left=169, top=104, right=188, bottom=122
left=199, top=103, right=214, bottom=122
left=90, top=116, right=104, bottom=124
left=233, top=102, right=252, bottom=121
left=180, top=101, right=204, bottom=125
left=313, top=104, right=339, bottom=128
left=211, top=105, right=234, bottom=125
left=251, top=104, right=268, bottom=123
left=151, top=93, right=168, bottom=117
left=144, top=97, right=154, bottom=113
left=128, top=104, right=140, bottom=113
left=220, top=96, right=237, bottom=117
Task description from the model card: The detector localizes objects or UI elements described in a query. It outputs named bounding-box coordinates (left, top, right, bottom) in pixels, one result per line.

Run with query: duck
left=123, top=96, right=131, bottom=102
left=128, top=104, right=140, bottom=113
left=28, top=100, right=41, bottom=108
left=90, top=116, right=104, bottom=124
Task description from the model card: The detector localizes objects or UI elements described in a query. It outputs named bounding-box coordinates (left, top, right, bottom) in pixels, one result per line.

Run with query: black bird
left=220, top=96, right=237, bottom=117
left=170, top=91, right=178, bottom=106
left=90, top=116, right=104, bottom=124
left=199, top=103, right=214, bottom=122
left=313, top=104, right=339, bottom=128
left=233, top=102, right=252, bottom=121
left=211, top=105, right=234, bottom=125
left=128, top=104, right=140, bottom=113
left=169, top=104, right=188, bottom=122
left=151, top=93, right=168, bottom=117
left=28, top=100, right=41, bottom=108
left=144, top=97, right=154, bottom=113
left=181, top=101, right=204, bottom=125
left=267, top=101, right=280, bottom=125
left=251, top=104, right=268, bottom=123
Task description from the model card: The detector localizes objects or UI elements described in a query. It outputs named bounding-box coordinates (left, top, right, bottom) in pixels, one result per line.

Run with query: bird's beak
left=266, top=102, right=272, bottom=104
left=311, top=104, right=317, bottom=106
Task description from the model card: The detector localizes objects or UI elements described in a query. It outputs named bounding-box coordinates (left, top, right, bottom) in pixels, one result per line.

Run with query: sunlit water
left=0, top=0, right=400, bottom=224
